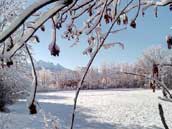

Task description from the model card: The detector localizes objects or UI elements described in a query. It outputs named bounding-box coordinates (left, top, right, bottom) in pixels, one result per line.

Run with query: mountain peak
left=35, top=60, right=69, bottom=72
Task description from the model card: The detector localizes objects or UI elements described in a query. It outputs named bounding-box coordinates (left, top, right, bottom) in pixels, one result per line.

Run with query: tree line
left=36, top=46, right=172, bottom=90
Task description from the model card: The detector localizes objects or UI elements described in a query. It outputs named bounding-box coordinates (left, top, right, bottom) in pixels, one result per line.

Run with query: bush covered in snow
left=0, top=59, right=31, bottom=112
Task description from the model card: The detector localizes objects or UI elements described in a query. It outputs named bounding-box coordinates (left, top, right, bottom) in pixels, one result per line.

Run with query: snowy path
left=1, top=89, right=172, bottom=129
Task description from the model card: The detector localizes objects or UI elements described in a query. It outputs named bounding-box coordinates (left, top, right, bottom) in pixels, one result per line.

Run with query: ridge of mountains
left=35, top=60, right=69, bottom=72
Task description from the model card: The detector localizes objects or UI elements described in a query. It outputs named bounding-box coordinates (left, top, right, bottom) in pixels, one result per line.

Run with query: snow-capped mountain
left=35, top=60, right=69, bottom=72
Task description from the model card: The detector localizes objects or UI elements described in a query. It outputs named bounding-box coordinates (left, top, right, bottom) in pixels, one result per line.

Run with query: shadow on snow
left=7, top=94, right=162, bottom=129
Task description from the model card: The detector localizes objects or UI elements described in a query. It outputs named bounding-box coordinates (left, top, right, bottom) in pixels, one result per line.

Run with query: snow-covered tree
left=0, top=0, right=30, bottom=112
left=38, top=68, right=52, bottom=87
left=0, top=62, right=31, bottom=112
left=136, top=46, right=172, bottom=89
left=0, top=0, right=26, bottom=31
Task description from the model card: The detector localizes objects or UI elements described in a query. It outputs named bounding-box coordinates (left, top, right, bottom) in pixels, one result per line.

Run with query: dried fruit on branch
left=32, top=35, right=40, bottom=43
left=40, top=25, right=45, bottom=31
left=154, top=6, right=158, bottom=17
left=49, top=42, right=60, bottom=56
left=49, top=18, right=60, bottom=57
left=122, top=14, right=128, bottom=25
left=104, top=14, right=112, bottom=24
left=83, top=46, right=93, bottom=55
left=150, top=81, right=156, bottom=92
left=130, top=20, right=136, bottom=28
left=6, top=37, right=14, bottom=51
left=88, top=4, right=93, bottom=16
left=29, top=103, right=37, bottom=114
left=152, top=63, right=159, bottom=78
left=6, top=60, right=13, bottom=67
left=117, top=18, right=121, bottom=25
left=166, top=35, right=172, bottom=49
left=169, top=4, right=172, bottom=11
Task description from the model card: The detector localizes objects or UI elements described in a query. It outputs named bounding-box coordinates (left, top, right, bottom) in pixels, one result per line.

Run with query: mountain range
left=35, top=60, right=70, bottom=72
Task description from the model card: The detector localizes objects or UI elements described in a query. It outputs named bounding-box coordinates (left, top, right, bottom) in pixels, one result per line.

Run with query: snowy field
left=1, top=89, right=172, bottom=129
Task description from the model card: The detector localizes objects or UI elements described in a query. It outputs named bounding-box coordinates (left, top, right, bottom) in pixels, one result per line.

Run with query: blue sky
left=32, top=4, right=171, bottom=70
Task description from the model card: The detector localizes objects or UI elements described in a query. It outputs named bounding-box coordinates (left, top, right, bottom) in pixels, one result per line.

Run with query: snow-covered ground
left=1, top=89, right=172, bottom=129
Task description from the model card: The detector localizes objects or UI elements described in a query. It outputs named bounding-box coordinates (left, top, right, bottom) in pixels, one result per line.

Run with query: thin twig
left=120, top=71, right=172, bottom=98
left=86, top=0, right=108, bottom=35
left=71, top=0, right=93, bottom=11
left=158, top=104, right=169, bottom=129
left=158, top=97, right=172, bottom=103
left=24, top=43, right=38, bottom=114
left=134, top=0, right=141, bottom=21
left=70, top=1, right=134, bottom=129
left=110, top=27, right=127, bottom=34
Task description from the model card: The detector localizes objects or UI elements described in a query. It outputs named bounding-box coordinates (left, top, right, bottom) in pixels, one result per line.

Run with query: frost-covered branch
left=48, top=17, right=60, bottom=56
left=86, top=0, right=108, bottom=34
left=142, top=0, right=172, bottom=13
left=0, top=1, right=68, bottom=61
left=158, top=97, right=172, bottom=103
left=25, top=44, right=38, bottom=114
left=0, top=0, right=72, bottom=43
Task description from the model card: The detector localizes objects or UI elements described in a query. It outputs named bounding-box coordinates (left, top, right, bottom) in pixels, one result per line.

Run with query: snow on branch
left=25, top=44, right=38, bottom=114
left=48, top=18, right=60, bottom=56
left=1, top=1, right=68, bottom=61
left=102, top=42, right=124, bottom=49
left=142, top=0, right=172, bottom=15
left=0, top=0, right=70, bottom=43
left=158, top=97, right=172, bottom=103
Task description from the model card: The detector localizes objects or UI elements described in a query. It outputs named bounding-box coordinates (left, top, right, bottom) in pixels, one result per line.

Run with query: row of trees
left=36, top=46, right=172, bottom=90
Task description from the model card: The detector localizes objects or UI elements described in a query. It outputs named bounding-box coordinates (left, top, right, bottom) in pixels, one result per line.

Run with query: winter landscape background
left=0, top=0, right=172, bottom=129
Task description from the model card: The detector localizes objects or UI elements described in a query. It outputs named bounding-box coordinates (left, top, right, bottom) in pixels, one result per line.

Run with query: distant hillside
left=35, top=60, right=70, bottom=72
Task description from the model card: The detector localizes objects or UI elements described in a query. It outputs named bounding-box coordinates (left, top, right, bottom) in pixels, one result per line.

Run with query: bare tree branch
left=158, top=97, right=172, bottom=103
left=158, top=103, right=169, bottom=129
left=71, top=0, right=94, bottom=11
left=86, top=0, right=108, bottom=35
left=70, top=1, right=134, bottom=129
left=110, top=27, right=127, bottom=34
left=24, top=44, right=38, bottom=114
